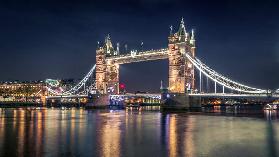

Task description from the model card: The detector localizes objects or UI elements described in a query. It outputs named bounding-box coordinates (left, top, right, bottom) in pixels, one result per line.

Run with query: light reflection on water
left=0, top=108, right=278, bottom=157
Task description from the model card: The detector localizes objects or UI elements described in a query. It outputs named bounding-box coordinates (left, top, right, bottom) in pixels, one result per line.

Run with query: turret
left=169, top=25, right=173, bottom=36
left=160, top=80, right=163, bottom=90
left=115, top=42, right=120, bottom=55
left=103, top=34, right=120, bottom=56
left=177, top=18, right=187, bottom=42
left=190, top=29, right=195, bottom=47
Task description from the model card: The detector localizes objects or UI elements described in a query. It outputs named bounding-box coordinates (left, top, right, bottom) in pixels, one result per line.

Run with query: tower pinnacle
left=191, top=29, right=195, bottom=40
left=190, top=29, right=195, bottom=46
left=104, top=34, right=114, bottom=55
left=177, top=17, right=187, bottom=40
left=170, top=25, right=173, bottom=35
left=181, top=17, right=184, bottom=25
left=105, top=34, right=111, bottom=46
left=160, top=80, right=163, bottom=90
left=116, top=42, right=120, bottom=55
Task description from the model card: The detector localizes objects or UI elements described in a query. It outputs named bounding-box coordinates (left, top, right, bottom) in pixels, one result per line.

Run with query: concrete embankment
left=0, top=102, right=43, bottom=108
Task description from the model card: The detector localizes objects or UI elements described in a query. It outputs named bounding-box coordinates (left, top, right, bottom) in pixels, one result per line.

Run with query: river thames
left=0, top=107, right=278, bottom=157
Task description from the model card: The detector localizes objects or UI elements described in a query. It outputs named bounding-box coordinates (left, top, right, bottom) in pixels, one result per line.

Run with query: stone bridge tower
left=168, top=18, right=196, bottom=93
left=96, top=35, right=119, bottom=94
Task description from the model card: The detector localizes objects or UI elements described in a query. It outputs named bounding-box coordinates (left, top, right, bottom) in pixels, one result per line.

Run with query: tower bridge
left=45, top=18, right=279, bottom=108
left=96, top=18, right=195, bottom=94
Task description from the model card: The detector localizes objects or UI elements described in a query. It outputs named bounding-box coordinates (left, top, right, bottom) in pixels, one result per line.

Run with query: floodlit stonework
left=96, top=19, right=196, bottom=94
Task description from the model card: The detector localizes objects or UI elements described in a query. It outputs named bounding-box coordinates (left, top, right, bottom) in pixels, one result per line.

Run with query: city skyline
left=1, top=0, right=279, bottom=92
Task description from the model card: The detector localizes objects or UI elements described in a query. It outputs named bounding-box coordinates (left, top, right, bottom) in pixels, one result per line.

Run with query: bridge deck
left=106, top=49, right=168, bottom=64
left=46, top=95, right=88, bottom=99
left=46, top=93, right=279, bottom=100
left=189, top=93, right=279, bottom=98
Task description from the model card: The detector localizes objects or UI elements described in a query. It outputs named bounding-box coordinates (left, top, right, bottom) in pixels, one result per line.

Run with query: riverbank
left=0, top=102, right=43, bottom=108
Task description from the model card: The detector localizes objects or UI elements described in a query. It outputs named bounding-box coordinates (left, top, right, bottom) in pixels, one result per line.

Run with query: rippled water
left=0, top=107, right=278, bottom=157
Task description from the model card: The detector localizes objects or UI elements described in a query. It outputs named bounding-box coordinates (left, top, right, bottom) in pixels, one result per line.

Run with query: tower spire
left=104, top=34, right=114, bottom=55
left=105, top=34, right=111, bottom=45
left=181, top=17, right=184, bottom=25
left=177, top=17, right=187, bottom=41
left=170, top=25, right=173, bottom=35
left=116, top=42, right=120, bottom=55
left=191, top=29, right=195, bottom=40
left=190, top=29, right=195, bottom=46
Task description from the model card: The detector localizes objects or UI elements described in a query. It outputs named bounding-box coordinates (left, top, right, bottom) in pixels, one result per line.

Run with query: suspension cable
left=185, top=53, right=267, bottom=94
left=46, top=64, right=96, bottom=96
left=63, top=64, right=96, bottom=95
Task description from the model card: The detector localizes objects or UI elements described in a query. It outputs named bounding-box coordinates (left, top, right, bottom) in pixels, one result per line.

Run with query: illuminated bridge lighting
left=44, top=19, right=278, bottom=98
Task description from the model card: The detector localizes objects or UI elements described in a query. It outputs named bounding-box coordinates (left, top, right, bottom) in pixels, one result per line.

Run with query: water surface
left=0, top=107, right=278, bottom=157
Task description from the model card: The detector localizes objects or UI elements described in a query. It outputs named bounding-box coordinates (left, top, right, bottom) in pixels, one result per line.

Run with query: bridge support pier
left=85, top=94, right=110, bottom=109
left=161, top=93, right=201, bottom=110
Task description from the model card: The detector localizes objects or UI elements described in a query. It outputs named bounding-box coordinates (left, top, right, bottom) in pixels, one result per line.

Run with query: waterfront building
left=0, top=81, right=45, bottom=102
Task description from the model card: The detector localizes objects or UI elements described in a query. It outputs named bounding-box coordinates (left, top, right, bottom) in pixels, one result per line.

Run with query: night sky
left=0, top=0, right=279, bottom=92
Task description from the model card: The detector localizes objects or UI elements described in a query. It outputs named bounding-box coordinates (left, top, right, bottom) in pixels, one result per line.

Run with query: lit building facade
left=0, top=81, right=46, bottom=102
